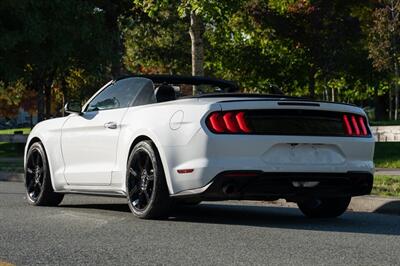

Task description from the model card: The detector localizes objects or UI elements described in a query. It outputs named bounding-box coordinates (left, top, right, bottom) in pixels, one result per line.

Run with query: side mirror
left=64, top=101, right=82, bottom=114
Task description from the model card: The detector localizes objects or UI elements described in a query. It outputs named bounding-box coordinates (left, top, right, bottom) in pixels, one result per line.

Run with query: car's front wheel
left=25, top=142, right=64, bottom=206
left=297, top=197, right=351, bottom=218
left=126, top=140, right=172, bottom=219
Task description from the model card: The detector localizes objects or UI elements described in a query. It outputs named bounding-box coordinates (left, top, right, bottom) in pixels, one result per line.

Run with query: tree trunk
left=189, top=11, right=205, bottom=95
left=103, top=4, right=124, bottom=79
left=111, top=33, right=124, bottom=79
left=44, top=84, right=51, bottom=119
left=394, top=60, right=399, bottom=120
left=36, top=86, right=45, bottom=122
left=389, top=0, right=399, bottom=119
left=389, top=89, right=393, bottom=120
left=374, top=85, right=386, bottom=120
left=308, top=67, right=316, bottom=99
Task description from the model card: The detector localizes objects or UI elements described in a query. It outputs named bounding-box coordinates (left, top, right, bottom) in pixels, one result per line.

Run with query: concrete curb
left=1, top=171, right=399, bottom=216
left=375, top=168, right=400, bottom=176
left=348, top=196, right=400, bottom=216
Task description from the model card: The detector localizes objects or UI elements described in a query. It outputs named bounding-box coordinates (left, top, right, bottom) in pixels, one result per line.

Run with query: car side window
left=86, top=78, right=152, bottom=112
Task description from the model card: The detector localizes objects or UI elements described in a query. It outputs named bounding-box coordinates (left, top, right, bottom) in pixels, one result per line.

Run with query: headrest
left=155, top=84, right=176, bottom=103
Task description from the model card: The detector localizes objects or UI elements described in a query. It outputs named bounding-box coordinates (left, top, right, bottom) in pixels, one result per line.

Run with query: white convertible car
left=24, top=75, right=374, bottom=219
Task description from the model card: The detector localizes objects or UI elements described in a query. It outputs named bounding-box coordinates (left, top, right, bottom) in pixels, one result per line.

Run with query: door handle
left=104, top=121, right=118, bottom=129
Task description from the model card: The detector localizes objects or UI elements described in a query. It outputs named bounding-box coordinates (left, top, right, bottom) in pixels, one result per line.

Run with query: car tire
left=25, top=142, right=64, bottom=206
left=297, top=197, right=351, bottom=218
left=126, top=140, right=172, bottom=219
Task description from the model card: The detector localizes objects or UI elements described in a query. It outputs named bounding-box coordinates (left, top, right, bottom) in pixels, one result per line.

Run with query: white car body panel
left=25, top=79, right=375, bottom=199
left=61, top=108, right=127, bottom=186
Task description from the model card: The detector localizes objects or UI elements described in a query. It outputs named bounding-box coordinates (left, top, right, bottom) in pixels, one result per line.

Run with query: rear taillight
left=208, top=112, right=226, bottom=133
left=206, top=111, right=252, bottom=134
left=342, top=114, right=369, bottom=137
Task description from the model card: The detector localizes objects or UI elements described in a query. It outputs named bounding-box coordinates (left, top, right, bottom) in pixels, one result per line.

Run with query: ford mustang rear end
left=166, top=94, right=374, bottom=217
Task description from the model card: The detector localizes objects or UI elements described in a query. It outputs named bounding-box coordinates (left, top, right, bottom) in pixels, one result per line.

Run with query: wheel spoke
left=27, top=178, right=35, bottom=191
left=33, top=183, right=41, bottom=196
left=129, top=185, right=139, bottom=198
left=37, top=167, right=44, bottom=175
left=129, top=167, right=138, bottom=177
left=26, top=168, right=34, bottom=174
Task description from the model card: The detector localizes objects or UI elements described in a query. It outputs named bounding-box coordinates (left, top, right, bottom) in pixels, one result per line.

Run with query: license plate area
left=262, top=143, right=345, bottom=165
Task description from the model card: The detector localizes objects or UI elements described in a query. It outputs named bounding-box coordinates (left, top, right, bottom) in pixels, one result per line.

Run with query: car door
left=61, top=77, right=150, bottom=185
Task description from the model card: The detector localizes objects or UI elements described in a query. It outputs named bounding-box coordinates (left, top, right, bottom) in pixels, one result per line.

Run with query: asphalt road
left=1, top=181, right=400, bottom=266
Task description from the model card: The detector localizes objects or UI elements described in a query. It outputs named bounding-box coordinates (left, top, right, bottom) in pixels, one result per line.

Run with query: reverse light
left=206, top=111, right=252, bottom=134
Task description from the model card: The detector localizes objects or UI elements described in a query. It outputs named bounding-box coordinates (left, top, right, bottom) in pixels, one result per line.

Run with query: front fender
left=24, top=117, right=69, bottom=191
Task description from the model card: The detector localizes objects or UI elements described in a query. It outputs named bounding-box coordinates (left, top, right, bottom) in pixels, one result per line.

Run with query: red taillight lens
left=358, top=116, right=368, bottom=136
left=236, top=112, right=252, bottom=133
left=343, top=114, right=369, bottom=137
left=223, top=112, right=240, bottom=133
left=207, top=112, right=226, bottom=133
left=206, top=111, right=252, bottom=134
left=343, top=115, right=353, bottom=135
left=351, top=115, right=360, bottom=136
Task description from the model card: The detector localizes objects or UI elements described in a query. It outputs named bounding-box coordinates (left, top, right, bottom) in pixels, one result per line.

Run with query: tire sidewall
left=25, top=142, right=50, bottom=205
left=298, top=197, right=351, bottom=218
left=126, top=141, right=162, bottom=218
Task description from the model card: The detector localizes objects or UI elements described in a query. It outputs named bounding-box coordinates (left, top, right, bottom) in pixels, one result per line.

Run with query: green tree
left=124, top=3, right=191, bottom=74
left=247, top=0, right=369, bottom=99
left=0, top=0, right=114, bottom=121
left=134, top=0, right=244, bottom=94
left=368, top=0, right=400, bottom=119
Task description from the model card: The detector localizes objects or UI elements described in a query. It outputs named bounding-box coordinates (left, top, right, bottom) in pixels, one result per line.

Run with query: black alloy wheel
left=26, top=147, right=45, bottom=201
left=128, top=149, right=155, bottom=211
left=126, top=140, right=172, bottom=219
left=25, top=142, right=64, bottom=206
left=297, top=196, right=351, bottom=218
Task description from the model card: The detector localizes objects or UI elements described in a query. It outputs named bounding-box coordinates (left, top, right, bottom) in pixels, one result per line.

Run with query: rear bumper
left=172, top=171, right=373, bottom=201
left=164, top=131, right=374, bottom=194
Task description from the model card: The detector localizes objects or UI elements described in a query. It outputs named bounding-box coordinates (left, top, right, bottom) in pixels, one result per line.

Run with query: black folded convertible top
left=117, top=74, right=239, bottom=91
left=116, top=74, right=358, bottom=107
